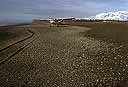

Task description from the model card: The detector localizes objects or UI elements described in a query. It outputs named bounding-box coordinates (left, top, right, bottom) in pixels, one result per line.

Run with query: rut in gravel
left=0, top=29, right=38, bottom=65
left=0, top=25, right=128, bottom=87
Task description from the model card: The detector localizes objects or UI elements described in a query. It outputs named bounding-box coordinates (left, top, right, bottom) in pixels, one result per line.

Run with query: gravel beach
left=0, top=25, right=128, bottom=87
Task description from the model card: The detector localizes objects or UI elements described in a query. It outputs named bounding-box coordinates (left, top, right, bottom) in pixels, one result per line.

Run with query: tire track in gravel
left=0, top=28, right=38, bottom=66
left=0, top=26, right=128, bottom=87
left=0, top=29, right=34, bottom=52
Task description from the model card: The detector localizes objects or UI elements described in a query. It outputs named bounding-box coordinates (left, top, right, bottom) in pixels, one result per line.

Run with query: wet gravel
left=0, top=25, right=128, bottom=87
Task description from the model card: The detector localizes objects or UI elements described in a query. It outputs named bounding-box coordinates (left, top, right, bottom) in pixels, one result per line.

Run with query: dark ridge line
left=0, top=29, right=34, bottom=52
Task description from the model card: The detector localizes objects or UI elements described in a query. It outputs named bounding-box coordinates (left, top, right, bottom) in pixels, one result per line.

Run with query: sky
left=0, top=0, right=128, bottom=21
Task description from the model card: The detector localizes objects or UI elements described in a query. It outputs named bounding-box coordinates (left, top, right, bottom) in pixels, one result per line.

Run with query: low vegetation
left=0, top=24, right=31, bottom=49
left=73, top=22, right=128, bottom=44
left=0, top=32, right=15, bottom=41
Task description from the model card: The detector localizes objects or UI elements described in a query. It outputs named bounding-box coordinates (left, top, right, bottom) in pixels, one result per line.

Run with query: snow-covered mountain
left=94, top=11, right=128, bottom=21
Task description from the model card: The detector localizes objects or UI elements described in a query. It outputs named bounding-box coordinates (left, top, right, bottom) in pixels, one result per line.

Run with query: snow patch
left=94, top=11, right=128, bottom=21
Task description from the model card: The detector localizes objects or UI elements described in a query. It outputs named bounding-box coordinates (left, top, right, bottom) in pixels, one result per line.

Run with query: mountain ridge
left=94, top=11, right=128, bottom=21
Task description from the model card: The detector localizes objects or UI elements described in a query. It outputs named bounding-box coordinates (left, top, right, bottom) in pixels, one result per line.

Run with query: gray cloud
left=0, top=0, right=127, bottom=21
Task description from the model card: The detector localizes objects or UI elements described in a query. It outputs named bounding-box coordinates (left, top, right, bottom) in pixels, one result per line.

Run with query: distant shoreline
left=0, top=22, right=31, bottom=27
left=0, top=24, right=8, bottom=26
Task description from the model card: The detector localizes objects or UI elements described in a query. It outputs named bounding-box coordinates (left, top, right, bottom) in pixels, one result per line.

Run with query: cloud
left=0, top=0, right=127, bottom=21
left=24, top=8, right=91, bottom=18
left=85, top=1, right=110, bottom=9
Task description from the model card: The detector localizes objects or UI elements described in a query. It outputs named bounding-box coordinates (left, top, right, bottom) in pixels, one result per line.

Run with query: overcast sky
left=0, top=0, right=128, bottom=21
